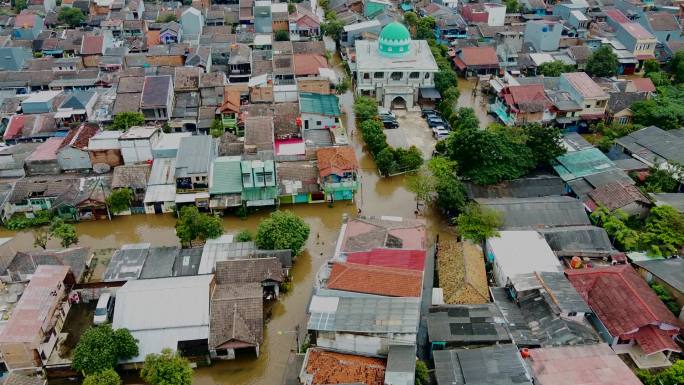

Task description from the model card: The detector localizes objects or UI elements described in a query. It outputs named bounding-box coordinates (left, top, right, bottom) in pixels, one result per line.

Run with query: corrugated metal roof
left=476, top=196, right=590, bottom=229
left=308, top=296, right=420, bottom=334
left=210, top=156, right=242, bottom=194
left=144, top=184, right=176, bottom=203
left=553, top=148, right=617, bottom=182
left=299, top=92, right=340, bottom=116
left=176, top=135, right=214, bottom=176
left=433, top=344, right=532, bottom=385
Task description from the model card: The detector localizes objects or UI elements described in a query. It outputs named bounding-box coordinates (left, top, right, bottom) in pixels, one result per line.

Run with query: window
left=363, top=72, right=370, bottom=80
left=316, top=121, right=322, bottom=126
left=242, top=173, right=251, bottom=185
left=425, top=73, right=430, bottom=79
left=567, top=312, right=578, bottom=317
left=374, top=72, right=383, bottom=79
left=265, top=172, right=274, bottom=184
left=334, top=117, right=339, bottom=123
left=390, top=72, right=402, bottom=80
left=409, top=72, right=419, bottom=79
left=585, top=104, right=591, bottom=109
left=618, top=116, right=629, bottom=124
left=399, top=47, right=404, bottom=52
left=256, top=172, right=265, bottom=184
left=387, top=47, right=393, bottom=52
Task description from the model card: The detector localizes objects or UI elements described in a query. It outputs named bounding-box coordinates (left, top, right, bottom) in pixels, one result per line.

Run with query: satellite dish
left=93, top=163, right=111, bottom=174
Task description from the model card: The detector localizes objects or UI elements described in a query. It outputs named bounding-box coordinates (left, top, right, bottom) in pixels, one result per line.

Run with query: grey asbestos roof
left=633, top=258, right=684, bottom=293
left=475, top=196, right=590, bottom=229
left=433, top=344, right=533, bottom=385
left=174, top=247, right=202, bottom=276
left=308, top=296, right=420, bottom=334
left=386, top=344, right=416, bottom=374
left=538, top=226, right=614, bottom=257
left=427, top=304, right=511, bottom=345
left=615, top=125, right=684, bottom=165
left=103, top=243, right=150, bottom=281
left=464, top=175, right=564, bottom=199
left=537, top=272, right=591, bottom=314
left=650, top=193, right=684, bottom=212
left=175, top=135, right=214, bottom=176
left=139, top=246, right=178, bottom=279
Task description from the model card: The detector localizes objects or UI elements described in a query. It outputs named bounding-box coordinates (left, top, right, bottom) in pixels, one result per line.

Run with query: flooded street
left=0, top=64, right=457, bottom=385
left=457, top=78, right=494, bottom=128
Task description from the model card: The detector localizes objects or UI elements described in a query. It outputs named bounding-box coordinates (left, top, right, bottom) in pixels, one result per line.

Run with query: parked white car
left=93, top=293, right=114, bottom=325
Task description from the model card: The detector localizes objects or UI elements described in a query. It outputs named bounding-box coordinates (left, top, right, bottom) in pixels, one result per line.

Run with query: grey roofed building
left=1, top=247, right=91, bottom=282
left=277, top=161, right=320, bottom=196
left=562, top=132, right=593, bottom=151
left=464, top=175, right=564, bottom=199
left=650, top=193, right=684, bottom=212
left=0, top=47, right=31, bottom=71
left=244, top=116, right=274, bottom=153
left=103, top=243, right=150, bottom=281
left=175, top=135, right=215, bottom=177
left=209, top=282, right=263, bottom=352
left=0, top=142, right=40, bottom=179
left=633, top=258, right=684, bottom=294
left=174, top=247, right=202, bottom=276
left=532, top=271, right=591, bottom=314
left=303, top=129, right=333, bottom=147
left=433, top=344, right=533, bottom=385
left=427, top=304, right=511, bottom=347
left=491, top=287, right=599, bottom=348
left=615, top=125, right=684, bottom=166
left=198, top=238, right=292, bottom=274
left=386, top=344, right=416, bottom=385
left=538, top=226, right=614, bottom=257
left=111, top=164, right=151, bottom=191
left=475, top=196, right=590, bottom=229
left=139, top=246, right=178, bottom=279
left=308, top=296, right=420, bottom=334
left=141, top=75, right=172, bottom=108
left=215, top=257, right=283, bottom=284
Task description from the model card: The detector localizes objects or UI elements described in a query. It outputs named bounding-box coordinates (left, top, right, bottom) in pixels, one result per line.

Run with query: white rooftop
left=112, top=275, right=213, bottom=362
left=355, top=40, right=439, bottom=72
left=120, top=126, right=158, bottom=140
left=487, top=231, right=563, bottom=287
left=22, top=91, right=62, bottom=103
left=343, top=19, right=381, bottom=32
left=529, top=53, right=555, bottom=66
left=254, top=34, right=272, bottom=46
left=154, top=132, right=191, bottom=151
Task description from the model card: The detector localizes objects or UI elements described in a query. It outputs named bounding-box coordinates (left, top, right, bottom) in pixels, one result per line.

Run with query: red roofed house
left=56, top=123, right=101, bottom=172
left=24, top=137, right=63, bottom=175
left=289, top=5, right=321, bottom=40
left=631, top=78, right=656, bottom=95
left=565, top=265, right=682, bottom=368
left=0, top=265, right=75, bottom=371
left=80, top=34, right=109, bottom=67
left=316, top=146, right=358, bottom=202
left=294, top=53, right=328, bottom=78
left=585, top=181, right=650, bottom=217
left=12, top=12, right=43, bottom=40
left=491, top=84, right=554, bottom=126
left=339, top=216, right=427, bottom=253
left=344, top=248, right=426, bottom=271
left=453, top=46, right=500, bottom=78
left=326, top=262, right=423, bottom=297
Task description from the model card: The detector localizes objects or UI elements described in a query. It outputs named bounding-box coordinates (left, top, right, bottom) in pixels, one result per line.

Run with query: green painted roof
left=378, top=22, right=411, bottom=57
left=553, top=148, right=617, bottom=182
left=299, top=93, right=341, bottom=116
left=210, top=156, right=243, bottom=194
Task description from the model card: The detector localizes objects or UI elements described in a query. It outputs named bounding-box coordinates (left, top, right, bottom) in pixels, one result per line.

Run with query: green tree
left=255, top=211, right=310, bottom=255
left=640, top=205, right=684, bottom=257
left=288, top=2, right=296, bottom=13
left=72, top=325, right=139, bottom=375
left=110, top=112, right=145, bottom=131
left=140, top=348, right=193, bottom=385
left=446, top=127, right=535, bottom=185
left=643, top=59, right=660, bottom=75
left=641, top=165, right=680, bottom=193
left=321, top=17, right=344, bottom=40
left=504, top=0, right=520, bottom=12
left=175, top=206, right=223, bottom=247
left=451, top=107, right=479, bottom=132
left=415, top=360, right=429, bottom=385
left=83, top=369, right=121, bottom=385
left=407, top=165, right=436, bottom=210
left=106, top=189, right=133, bottom=214
left=359, top=119, right=387, bottom=155
left=235, top=229, right=253, bottom=242
left=58, top=7, right=85, bottom=27
left=275, top=30, right=290, bottom=41
left=646, top=71, right=672, bottom=86
left=456, top=203, right=502, bottom=243
left=335, top=76, right=351, bottom=94
left=415, top=16, right=435, bottom=40
left=650, top=282, right=681, bottom=314
left=590, top=207, right=640, bottom=251
left=353, top=96, right=378, bottom=121
left=669, top=51, right=684, bottom=83
left=429, top=157, right=466, bottom=217
left=33, top=227, right=50, bottom=249
left=630, top=99, right=684, bottom=130
left=50, top=218, right=78, bottom=248
left=394, top=146, right=423, bottom=171
left=537, top=60, right=575, bottom=76
left=156, top=13, right=178, bottom=23
left=434, top=69, right=458, bottom=94
left=209, top=118, right=224, bottom=138
left=375, top=147, right=397, bottom=176
left=13, top=0, right=27, bottom=11
left=521, top=123, right=566, bottom=166
left=586, top=45, right=619, bottom=77
left=404, top=11, right=419, bottom=29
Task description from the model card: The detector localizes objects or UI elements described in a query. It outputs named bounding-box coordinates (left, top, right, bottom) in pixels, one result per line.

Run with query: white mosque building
left=354, top=21, right=439, bottom=109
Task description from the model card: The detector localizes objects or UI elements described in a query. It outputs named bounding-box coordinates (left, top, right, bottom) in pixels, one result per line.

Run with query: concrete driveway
left=384, top=110, right=436, bottom=157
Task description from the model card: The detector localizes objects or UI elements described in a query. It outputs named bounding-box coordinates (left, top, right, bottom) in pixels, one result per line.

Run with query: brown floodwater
left=0, top=63, right=458, bottom=385
left=457, top=78, right=494, bottom=128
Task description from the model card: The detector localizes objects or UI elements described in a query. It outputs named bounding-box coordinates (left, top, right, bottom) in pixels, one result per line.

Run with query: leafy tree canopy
left=140, top=348, right=193, bottom=385
left=58, top=7, right=85, bottom=27
left=156, top=13, right=177, bottom=23
left=255, top=211, right=310, bottom=255
left=110, top=112, right=145, bottom=131
left=668, top=51, right=684, bottom=83
left=83, top=369, right=121, bottom=385
left=586, top=45, right=619, bottom=77
left=235, top=229, right=254, bottom=242
left=353, top=96, right=378, bottom=121
left=404, top=11, right=419, bottom=29
left=50, top=218, right=78, bottom=248
left=275, top=30, right=290, bottom=41
left=537, top=60, right=575, bottom=77
left=456, top=203, right=502, bottom=243
left=175, top=206, right=223, bottom=247
left=106, top=188, right=133, bottom=214
left=415, top=361, right=429, bottom=385
left=72, top=325, right=139, bottom=375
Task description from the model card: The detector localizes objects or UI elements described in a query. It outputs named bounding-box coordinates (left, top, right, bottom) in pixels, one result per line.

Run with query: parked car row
left=422, top=109, right=452, bottom=140
left=379, top=109, right=399, bottom=129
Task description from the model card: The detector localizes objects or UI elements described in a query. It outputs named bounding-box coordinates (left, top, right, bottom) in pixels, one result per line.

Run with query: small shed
left=24, top=137, right=63, bottom=175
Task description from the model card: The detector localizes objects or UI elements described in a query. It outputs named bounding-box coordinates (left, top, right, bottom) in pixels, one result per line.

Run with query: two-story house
left=180, top=7, right=203, bottom=43
left=559, top=72, right=609, bottom=124
left=159, top=22, right=182, bottom=44
left=175, top=135, right=215, bottom=210
left=615, top=22, right=657, bottom=71
left=524, top=20, right=562, bottom=52
left=119, top=126, right=161, bottom=165
left=490, top=84, right=555, bottom=126
left=140, top=75, right=174, bottom=121
left=316, top=146, right=358, bottom=202
left=241, top=157, right=278, bottom=207
left=298, top=92, right=340, bottom=130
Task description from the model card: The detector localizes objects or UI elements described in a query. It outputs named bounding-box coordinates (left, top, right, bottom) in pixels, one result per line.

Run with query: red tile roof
left=304, top=348, right=386, bottom=385
left=294, top=53, right=328, bottom=77
left=3, top=115, right=24, bottom=141
left=634, top=324, right=681, bottom=354
left=345, top=248, right=426, bottom=271
left=605, top=9, right=630, bottom=24
left=14, top=13, right=37, bottom=28
left=316, top=146, right=358, bottom=177
left=25, top=137, right=63, bottom=162
left=327, top=262, right=423, bottom=297
left=80, top=35, right=104, bottom=55
left=565, top=265, right=681, bottom=346
left=587, top=182, right=650, bottom=211
left=506, top=84, right=551, bottom=112
left=146, top=30, right=161, bottom=47
left=632, top=77, right=656, bottom=93
left=60, top=123, right=100, bottom=150
left=562, top=72, right=607, bottom=99
left=455, top=46, right=499, bottom=67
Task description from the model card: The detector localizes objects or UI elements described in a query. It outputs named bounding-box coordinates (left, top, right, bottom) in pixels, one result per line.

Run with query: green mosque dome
left=378, top=22, right=411, bottom=57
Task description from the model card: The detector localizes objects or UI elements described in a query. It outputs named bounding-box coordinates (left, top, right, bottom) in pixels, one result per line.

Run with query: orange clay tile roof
left=316, top=146, right=358, bottom=177
left=147, top=30, right=161, bottom=47
left=294, top=53, right=328, bottom=76
left=305, top=349, right=386, bottom=385
left=327, top=262, right=423, bottom=297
